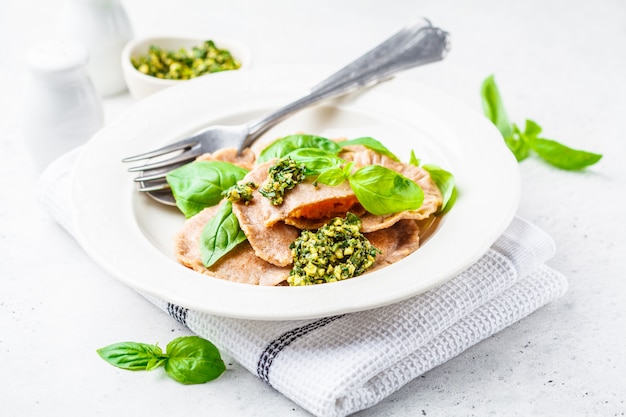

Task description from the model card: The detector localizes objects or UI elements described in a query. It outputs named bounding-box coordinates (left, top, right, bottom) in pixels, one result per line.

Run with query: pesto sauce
left=259, top=157, right=307, bottom=205
left=131, top=40, right=241, bottom=80
left=222, top=182, right=257, bottom=204
left=288, top=213, right=381, bottom=286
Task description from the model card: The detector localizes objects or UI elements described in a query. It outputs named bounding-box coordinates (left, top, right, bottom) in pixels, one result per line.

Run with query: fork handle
left=241, top=18, right=450, bottom=149
left=306, top=17, right=441, bottom=94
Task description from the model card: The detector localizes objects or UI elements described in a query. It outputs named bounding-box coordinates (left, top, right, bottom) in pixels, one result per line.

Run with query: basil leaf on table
left=97, top=336, right=226, bottom=385
left=531, top=138, right=603, bottom=170
left=166, top=161, right=249, bottom=218
left=481, top=74, right=514, bottom=139
left=257, top=134, right=341, bottom=163
left=164, top=336, right=226, bottom=384
left=506, top=119, right=543, bottom=161
left=199, top=200, right=247, bottom=267
left=97, top=342, right=166, bottom=371
left=348, top=165, right=424, bottom=216
left=480, top=74, right=602, bottom=170
left=506, top=123, right=531, bottom=161
left=521, top=118, right=542, bottom=138
left=337, top=136, right=400, bottom=161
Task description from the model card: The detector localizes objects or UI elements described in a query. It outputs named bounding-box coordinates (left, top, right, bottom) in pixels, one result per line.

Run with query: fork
left=122, top=17, right=450, bottom=205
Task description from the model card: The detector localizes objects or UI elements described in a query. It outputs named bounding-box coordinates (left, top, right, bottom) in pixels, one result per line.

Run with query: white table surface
left=2, top=0, right=625, bottom=416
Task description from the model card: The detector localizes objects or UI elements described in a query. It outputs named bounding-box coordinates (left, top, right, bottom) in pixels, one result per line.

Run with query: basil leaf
left=481, top=75, right=513, bottom=139
left=284, top=148, right=345, bottom=174
left=348, top=165, right=424, bottom=215
left=315, top=166, right=349, bottom=186
left=505, top=123, right=531, bottom=161
left=166, top=161, right=248, bottom=218
left=164, top=336, right=226, bottom=385
left=97, top=336, right=226, bottom=385
left=481, top=75, right=601, bottom=170
left=338, top=136, right=400, bottom=161
left=257, top=134, right=341, bottom=163
left=96, top=342, right=165, bottom=371
left=199, top=201, right=247, bottom=267
left=422, top=164, right=457, bottom=213
left=506, top=119, right=543, bottom=161
left=146, top=357, right=167, bottom=371
left=530, top=138, right=603, bottom=170
left=523, top=119, right=542, bottom=138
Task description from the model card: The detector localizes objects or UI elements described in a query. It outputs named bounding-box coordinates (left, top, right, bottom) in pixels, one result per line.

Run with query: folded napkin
left=38, top=149, right=568, bottom=417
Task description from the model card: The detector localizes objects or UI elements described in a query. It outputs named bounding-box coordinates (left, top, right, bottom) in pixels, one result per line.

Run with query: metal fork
left=123, top=17, right=450, bottom=205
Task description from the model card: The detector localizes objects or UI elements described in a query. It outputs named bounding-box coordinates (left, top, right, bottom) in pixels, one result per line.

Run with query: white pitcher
left=56, top=0, right=134, bottom=96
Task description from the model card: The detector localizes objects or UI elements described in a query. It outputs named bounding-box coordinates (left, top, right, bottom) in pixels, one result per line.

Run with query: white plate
left=71, top=66, right=520, bottom=320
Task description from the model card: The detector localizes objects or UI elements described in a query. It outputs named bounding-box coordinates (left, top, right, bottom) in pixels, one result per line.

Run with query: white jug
left=57, top=0, right=134, bottom=96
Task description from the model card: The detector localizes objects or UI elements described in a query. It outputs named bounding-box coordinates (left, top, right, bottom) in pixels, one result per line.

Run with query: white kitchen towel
left=37, top=149, right=568, bottom=417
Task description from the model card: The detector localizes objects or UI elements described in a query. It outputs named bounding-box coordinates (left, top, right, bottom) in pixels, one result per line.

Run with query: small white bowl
left=121, top=35, right=251, bottom=99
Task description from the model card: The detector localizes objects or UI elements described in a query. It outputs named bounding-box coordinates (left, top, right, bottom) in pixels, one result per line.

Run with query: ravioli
left=174, top=204, right=291, bottom=286
left=175, top=206, right=421, bottom=285
left=173, top=139, right=445, bottom=286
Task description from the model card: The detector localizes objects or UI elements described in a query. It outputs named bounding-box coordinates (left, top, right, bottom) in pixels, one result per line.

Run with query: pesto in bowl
left=121, top=35, right=251, bottom=99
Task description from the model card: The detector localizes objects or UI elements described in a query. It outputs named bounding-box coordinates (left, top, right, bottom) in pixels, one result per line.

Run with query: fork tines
left=122, top=137, right=199, bottom=163
left=123, top=139, right=204, bottom=193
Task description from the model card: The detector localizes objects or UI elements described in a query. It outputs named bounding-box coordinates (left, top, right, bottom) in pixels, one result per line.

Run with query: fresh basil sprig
left=481, top=75, right=602, bottom=170
left=200, top=201, right=247, bottom=267
left=97, top=336, right=226, bottom=385
left=166, top=160, right=249, bottom=218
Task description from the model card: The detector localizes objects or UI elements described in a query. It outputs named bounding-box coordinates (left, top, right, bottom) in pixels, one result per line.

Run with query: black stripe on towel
left=167, top=303, right=188, bottom=326
left=257, top=314, right=344, bottom=384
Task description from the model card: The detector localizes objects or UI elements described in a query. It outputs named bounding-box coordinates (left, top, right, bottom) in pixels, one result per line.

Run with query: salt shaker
left=56, top=0, right=134, bottom=96
left=22, top=39, right=104, bottom=171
